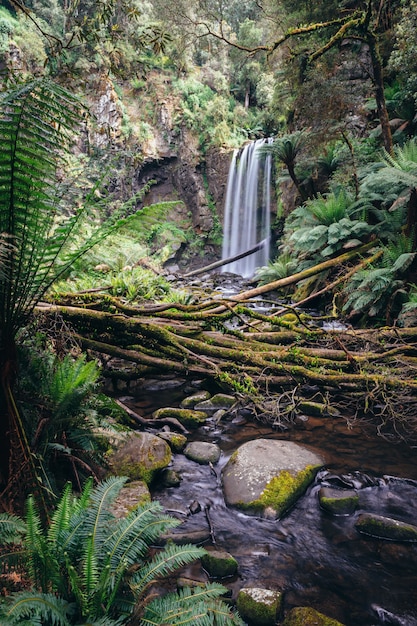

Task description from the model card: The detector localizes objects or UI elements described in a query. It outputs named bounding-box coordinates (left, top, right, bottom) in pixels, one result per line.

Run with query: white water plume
left=221, top=138, right=273, bottom=277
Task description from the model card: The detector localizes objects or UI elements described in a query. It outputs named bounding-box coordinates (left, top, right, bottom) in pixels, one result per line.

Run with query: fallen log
left=182, top=239, right=268, bottom=277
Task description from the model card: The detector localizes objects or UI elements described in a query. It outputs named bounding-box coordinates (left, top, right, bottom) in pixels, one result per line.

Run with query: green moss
left=201, top=550, right=238, bottom=578
left=153, top=407, right=207, bottom=429
left=237, top=588, right=282, bottom=626
left=243, top=466, right=319, bottom=516
left=320, top=493, right=359, bottom=515
left=282, top=606, right=345, bottom=626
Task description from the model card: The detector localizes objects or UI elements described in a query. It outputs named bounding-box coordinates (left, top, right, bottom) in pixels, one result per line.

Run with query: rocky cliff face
left=85, top=74, right=232, bottom=269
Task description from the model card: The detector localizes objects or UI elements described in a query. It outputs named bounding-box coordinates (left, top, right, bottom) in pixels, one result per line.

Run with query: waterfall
left=221, top=138, right=273, bottom=278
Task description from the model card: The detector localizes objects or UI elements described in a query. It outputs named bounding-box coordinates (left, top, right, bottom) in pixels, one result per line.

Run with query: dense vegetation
left=1, top=0, right=417, bottom=623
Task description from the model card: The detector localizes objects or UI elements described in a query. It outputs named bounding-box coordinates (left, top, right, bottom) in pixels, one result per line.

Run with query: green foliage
left=16, top=345, right=108, bottom=494
left=388, top=0, right=417, bottom=109
left=254, top=253, right=298, bottom=286
left=342, top=237, right=416, bottom=319
left=0, top=477, right=243, bottom=626
left=283, top=190, right=373, bottom=261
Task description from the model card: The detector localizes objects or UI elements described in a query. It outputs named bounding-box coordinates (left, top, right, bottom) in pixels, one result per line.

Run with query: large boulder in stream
left=108, top=431, right=171, bottom=485
left=222, top=439, right=324, bottom=518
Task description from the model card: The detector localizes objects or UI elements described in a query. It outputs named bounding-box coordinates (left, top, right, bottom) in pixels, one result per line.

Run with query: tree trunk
left=368, top=32, right=393, bottom=154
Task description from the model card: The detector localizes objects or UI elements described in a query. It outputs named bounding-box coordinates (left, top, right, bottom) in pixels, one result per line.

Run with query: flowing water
left=128, top=382, right=417, bottom=626
left=221, top=138, right=273, bottom=277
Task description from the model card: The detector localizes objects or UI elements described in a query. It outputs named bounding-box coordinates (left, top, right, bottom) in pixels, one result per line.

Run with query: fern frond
left=0, top=591, right=73, bottom=626
left=132, top=544, right=207, bottom=595
left=141, top=585, right=243, bottom=626
left=106, top=502, right=180, bottom=570
left=0, top=513, right=26, bottom=544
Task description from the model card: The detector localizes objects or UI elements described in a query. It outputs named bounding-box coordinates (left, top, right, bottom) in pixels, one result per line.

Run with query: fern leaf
left=0, top=513, right=26, bottom=544
left=0, top=591, right=73, bottom=626
left=132, top=544, right=207, bottom=595
left=141, top=585, right=243, bottom=626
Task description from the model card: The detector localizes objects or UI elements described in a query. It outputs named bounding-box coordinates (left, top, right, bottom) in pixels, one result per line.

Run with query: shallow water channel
left=126, top=380, right=417, bottom=626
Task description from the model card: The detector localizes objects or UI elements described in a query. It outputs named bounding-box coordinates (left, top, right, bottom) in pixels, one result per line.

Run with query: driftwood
left=182, top=239, right=268, bottom=277
left=37, top=242, right=417, bottom=443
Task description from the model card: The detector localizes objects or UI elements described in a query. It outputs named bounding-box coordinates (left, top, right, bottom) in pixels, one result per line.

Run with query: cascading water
left=221, top=138, right=273, bottom=278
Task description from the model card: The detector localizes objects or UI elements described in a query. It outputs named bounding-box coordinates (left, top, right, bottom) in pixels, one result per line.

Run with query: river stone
left=319, top=487, right=359, bottom=515
left=201, top=548, right=238, bottom=578
left=236, top=587, right=282, bottom=626
left=160, top=468, right=181, bottom=487
left=112, top=480, right=151, bottom=518
left=152, top=407, right=207, bottom=429
left=180, top=390, right=211, bottom=408
left=158, top=431, right=188, bottom=452
left=194, top=393, right=236, bottom=412
left=108, top=431, right=171, bottom=485
left=282, top=607, right=345, bottom=626
left=222, top=439, right=324, bottom=517
left=355, top=513, right=417, bottom=541
left=184, top=441, right=221, bottom=465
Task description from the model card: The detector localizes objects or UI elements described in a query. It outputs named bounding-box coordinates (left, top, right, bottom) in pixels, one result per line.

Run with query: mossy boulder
left=158, top=431, right=188, bottom=452
left=152, top=407, right=207, bottom=429
left=236, top=587, right=282, bottom=626
left=184, top=441, right=221, bottom=464
left=222, top=439, right=324, bottom=518
left=355, top=513, right=417, bottom=542
left=108, top=431, right=172, bottom=485
left=319, top=487, right=359, bottom=515
left=194, top=393, right=236, bottom=413
left=282, top=607, right=345, bottom=625
left=201, top=548, right=238, bottom=578
left=180, top=390, right=211, bottom=408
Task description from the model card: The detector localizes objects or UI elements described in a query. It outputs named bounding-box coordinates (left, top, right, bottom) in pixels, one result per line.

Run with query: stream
left=125, top=378, right=417, bottom=626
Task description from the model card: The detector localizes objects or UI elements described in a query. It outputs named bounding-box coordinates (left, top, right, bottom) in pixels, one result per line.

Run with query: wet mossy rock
left=194, top=393, right=236, bottom=412
left=319, top=487, right=359, bottom=516
left=222, top=439, right=324, bottom=518
left=236, top=587, right=282, bottom=626
left=201, top=548, right=238, bottom=578
left=158, top=431, right=188, bottom=452
left=108, top=431, right=172, bottom=485
left=184, top=441, right=221, bottom=464
left=152, top=407, right=207, bottom=429
left=180, top=390, right=212, bottom=408
left=355, top=513, right=417, bottom=541
left=282, top=607, right=345, bottom=626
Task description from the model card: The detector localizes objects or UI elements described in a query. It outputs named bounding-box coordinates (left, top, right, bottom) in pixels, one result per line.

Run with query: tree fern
left=0, top=78, right=182, bottom=498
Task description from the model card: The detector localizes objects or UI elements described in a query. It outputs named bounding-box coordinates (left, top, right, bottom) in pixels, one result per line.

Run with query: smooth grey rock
left=184, top=441, right=221, bottom=464
left=222, top=439, right=324, bottom=517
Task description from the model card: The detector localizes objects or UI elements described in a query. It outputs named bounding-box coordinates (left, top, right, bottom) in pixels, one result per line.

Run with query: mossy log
left=36, top=245, right=417, bottom=442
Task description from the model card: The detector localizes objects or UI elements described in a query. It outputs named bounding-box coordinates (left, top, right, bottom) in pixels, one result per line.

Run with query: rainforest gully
left=0, top=1, right=417, bottom=625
